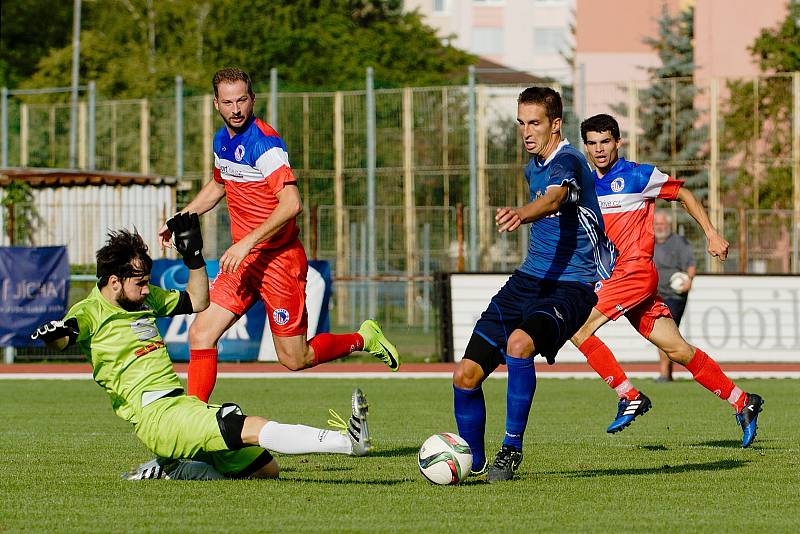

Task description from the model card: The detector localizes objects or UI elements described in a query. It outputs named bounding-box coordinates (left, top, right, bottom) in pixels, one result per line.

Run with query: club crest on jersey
left=273, top=308, right=290, bottom=326
left=595, top=281, right=603, bottom=292
left=610, top=177, right=625, bottom=193
left=234, top=144, right=245, bottom=161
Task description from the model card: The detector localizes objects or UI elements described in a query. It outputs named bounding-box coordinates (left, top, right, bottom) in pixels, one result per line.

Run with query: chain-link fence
left=3, top=72, right=800, bottom=330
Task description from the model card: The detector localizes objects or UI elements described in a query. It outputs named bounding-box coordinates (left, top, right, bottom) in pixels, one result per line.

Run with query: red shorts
left=594, top=260, right=672, bottom=338
left=210, top=238, right=308, bottom=337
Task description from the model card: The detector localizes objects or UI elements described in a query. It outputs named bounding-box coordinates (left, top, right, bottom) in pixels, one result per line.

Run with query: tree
left=721, top=2, right=800, bottom=210
left=0, top=0, right=72, bottom=87
left=614, top=5, right=706, bottom=194
left=19, top=0, right=475, bottom=98
left=1, top=180, right=40, bottom=245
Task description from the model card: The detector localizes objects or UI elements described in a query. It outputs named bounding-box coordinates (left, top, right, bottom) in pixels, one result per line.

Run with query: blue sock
left=503, top=355, right=537, bottom=451
left=453, top=384, right=486, bottom=471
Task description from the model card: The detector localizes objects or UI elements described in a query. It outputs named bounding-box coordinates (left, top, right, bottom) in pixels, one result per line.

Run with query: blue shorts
left=466, top=270, right=597, bottom=373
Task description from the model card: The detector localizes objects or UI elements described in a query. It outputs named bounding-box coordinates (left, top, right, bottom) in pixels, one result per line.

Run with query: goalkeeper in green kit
left=32, top=213, right=372, bottom=480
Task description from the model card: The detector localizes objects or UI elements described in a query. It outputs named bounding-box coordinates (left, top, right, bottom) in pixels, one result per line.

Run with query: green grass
left=1, top=377, right=798, bottom=533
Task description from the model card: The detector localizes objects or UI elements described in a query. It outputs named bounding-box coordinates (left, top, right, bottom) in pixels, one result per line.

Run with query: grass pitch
left=1, top=377, right=798, bottom=533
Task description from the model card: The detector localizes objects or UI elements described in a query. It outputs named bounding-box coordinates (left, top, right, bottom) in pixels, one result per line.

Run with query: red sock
left=579, top=335, right=639, bottom=401
left=309, top=332, right=364, bottom=366
left=684, top=348, right=746, bottom=411
left=187, top=348, right=218, bottom=403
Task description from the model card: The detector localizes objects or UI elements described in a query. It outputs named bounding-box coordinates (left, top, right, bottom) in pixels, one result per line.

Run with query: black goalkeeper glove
left=31, top=318, right=79, bottom=346
left=166, top=212, right=206, bottom=270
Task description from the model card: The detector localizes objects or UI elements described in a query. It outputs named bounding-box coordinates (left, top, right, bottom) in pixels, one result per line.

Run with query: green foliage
left=0, top=0, right=72, bottom=87
left=0, top=377, right=797, bottom=531
left=721, top=3, right=800, bottom=209
left=616, top=5, right=706, bottom=194
left=17, top=0, right=475, bottom=98
left=0, top=179, right=40, bottom=245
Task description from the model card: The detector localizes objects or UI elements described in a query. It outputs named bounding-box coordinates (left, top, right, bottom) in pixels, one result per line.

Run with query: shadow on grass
left=281, top=476, right=411, bottom=485
left=638, top=444, right=668, bottom=451
left=555, top=459, right=749, bottom=478
left=691, top=439, right=742, bottom=449
left=369, top=446, right=420, bottom=458
left=691, top=439, right=775, bottom=450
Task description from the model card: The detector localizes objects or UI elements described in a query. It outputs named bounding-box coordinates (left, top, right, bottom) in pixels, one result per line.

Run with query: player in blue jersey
left=452, top=87, right=616, bottom=482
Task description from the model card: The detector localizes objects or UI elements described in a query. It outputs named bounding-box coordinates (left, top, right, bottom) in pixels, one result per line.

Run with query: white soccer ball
left=669, top=271, right=690, bottom=294
left=418, top=432, right=473, bottom=485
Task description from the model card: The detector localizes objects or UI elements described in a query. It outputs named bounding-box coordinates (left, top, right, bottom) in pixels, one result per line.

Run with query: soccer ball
left=669, top=271, right=690, bottom=294
left=418, top=432, right=473, bottom=485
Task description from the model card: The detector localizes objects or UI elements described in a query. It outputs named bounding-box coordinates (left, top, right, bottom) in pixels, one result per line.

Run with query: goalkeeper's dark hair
left=96, top=229, right=152, bottom=288
left=580, top=114, right=620, bottom=143
left=517, top=86, right=562, bottom=122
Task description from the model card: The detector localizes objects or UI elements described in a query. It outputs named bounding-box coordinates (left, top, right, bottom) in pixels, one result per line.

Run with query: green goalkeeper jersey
left=66, top=284, right=184, bottom=424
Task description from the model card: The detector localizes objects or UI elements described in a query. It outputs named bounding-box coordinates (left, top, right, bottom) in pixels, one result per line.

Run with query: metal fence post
left=366, top=67, right=377, bottom=317
left=792, top=72, right=800, bottom=273
left=423, top=223, right=431, bottom=333
left=468, top=65, right=478, bottom=271
left=709, top=78, right=721, bottom=273
left=175, top=75, right=183, bottom=180
left=140, top=99, right=150, bottom=175
left=3, top=346, right=14, bottom=365
left=1, top=87, right=7, bottom=167
left=628, top=81, right=638, bottom=163
left=88, top=81, right=95, bottom=170
left=403, top=86, right=417, bottom=325
left=334, top=92, right=346, bottom=326
left=270, top=68, right=278, bottom=129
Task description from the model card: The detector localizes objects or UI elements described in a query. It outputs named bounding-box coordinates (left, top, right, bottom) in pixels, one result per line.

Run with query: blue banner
left=151, top=259, right=331, bottom=362
left=0, top=246, right=70, bottom=347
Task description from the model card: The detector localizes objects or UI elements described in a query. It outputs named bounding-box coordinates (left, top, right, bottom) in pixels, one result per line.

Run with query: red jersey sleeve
left=641, top=165, right=683, bottom=201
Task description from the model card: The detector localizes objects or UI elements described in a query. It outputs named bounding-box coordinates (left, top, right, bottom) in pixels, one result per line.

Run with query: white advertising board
left=449, top=274, right=800, bottom=363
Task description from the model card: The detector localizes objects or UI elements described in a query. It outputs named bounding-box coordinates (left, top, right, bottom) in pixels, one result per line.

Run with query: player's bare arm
left=218, top=184, right=303, bottom=274
left=496, top=185, right=569, bottom=233
left=159, top=180, right=226, bottom=248
left=676, top=187, right=729, bottom=261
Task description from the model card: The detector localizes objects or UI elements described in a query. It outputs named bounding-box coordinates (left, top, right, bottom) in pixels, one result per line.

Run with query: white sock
left=258, top=421, right=353, bottom=455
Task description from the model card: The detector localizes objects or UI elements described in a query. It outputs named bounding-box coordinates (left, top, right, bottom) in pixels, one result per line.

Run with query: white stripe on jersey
left=597, top=193, right=647, bottom=214
left=214, top=158, right=269, bottom=183
left=254, top=146, right=291, bottom=179
left=641, top=167, right=670, bottom=199
left=578, top=205, right=614, bottom=280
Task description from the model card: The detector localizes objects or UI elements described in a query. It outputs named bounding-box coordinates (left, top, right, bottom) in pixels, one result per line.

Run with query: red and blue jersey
left=213, top=117, right=298, bottom=250
left=594, top=158, right=683, bottom=264
left=519, top=140, right=617, bottom=283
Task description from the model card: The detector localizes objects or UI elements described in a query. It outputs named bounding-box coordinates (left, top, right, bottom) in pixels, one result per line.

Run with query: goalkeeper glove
left=166, top=212, right=206, bottom=270
left=31, top=318, right=79, bottom=346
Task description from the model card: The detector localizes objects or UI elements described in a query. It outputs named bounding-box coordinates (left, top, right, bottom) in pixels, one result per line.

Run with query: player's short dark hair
left=517, top=87, right=563, bottom=122
left=580, top=114, right=621, bottom=143
left=212, top=67, right=254, bottom=97
left=95, top=229, right=152, bottom=288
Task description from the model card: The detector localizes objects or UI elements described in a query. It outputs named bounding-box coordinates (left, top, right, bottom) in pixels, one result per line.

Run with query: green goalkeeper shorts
left=134, top=394, right=269, bottom=477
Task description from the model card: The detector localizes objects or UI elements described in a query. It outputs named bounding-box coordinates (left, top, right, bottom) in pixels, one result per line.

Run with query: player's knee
left=188, top=320, right=219, bottom=348
left=453, top=360, right=484, bottom=389
left=276, top=347, right=312, bottom=371
left=506, top=329, right=535, bottom=359
left=666, top=343, right=693, bottom=365
left=249, top=458, right=280, bottom=479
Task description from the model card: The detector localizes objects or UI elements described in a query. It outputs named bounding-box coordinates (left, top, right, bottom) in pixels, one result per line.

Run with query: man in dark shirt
left=653, top=209, right=696, bottom=381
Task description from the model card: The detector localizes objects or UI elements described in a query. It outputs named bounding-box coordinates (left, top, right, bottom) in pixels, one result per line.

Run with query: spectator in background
left=653, top=209, right=696, bottom=382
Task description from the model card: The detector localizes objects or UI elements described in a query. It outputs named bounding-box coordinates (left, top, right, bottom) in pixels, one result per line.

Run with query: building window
left=533, top=27, right=566, bottom=55
left=433, top=0, right=448, bottom=12
left=471, top=27, right=504, bottom=55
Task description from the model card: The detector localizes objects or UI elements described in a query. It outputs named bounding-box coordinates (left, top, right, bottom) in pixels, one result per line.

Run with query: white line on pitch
left=2, top=371, right=799, bottom=380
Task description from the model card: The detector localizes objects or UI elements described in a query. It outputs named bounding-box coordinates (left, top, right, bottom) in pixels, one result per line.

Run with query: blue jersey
left=518, top=140, right=616, bottom=283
